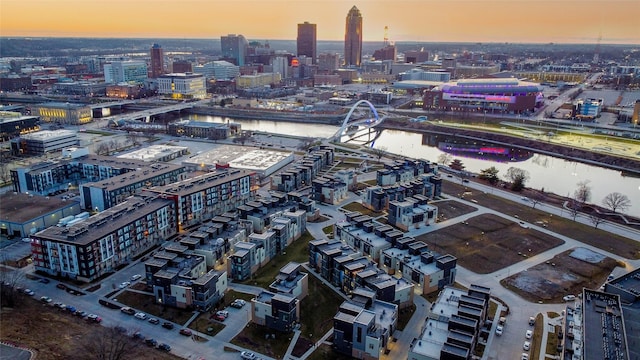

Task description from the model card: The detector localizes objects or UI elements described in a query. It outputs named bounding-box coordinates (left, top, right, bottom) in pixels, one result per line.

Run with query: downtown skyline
left=1, top=0, right=639, bottom=45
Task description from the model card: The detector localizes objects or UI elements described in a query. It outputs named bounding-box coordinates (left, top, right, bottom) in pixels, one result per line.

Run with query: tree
left=95, top=142, right=110, bottom=155
left=529, top=192, right=545, bottom=209
left=0, top=162, right=11, bottom=185
left=573, top=180, right=592, bottom=205
left=602, top=192, right=631, bottom=213
left=0, top=255, right=26, bottom=308
left=77, top=326, right=141, bottom=360
left=505, top=167, right=530, bottom=192
left=588, top=213, right=606, bottom=229
left=449, top=159, right=465, bottom=171
left=478, top=166, right=500, bottom=185
left=437, top=153, right=453, bottom=166
left=371, top=146, right=387, bottom=163
left=568, top=198, right=580, bottom=221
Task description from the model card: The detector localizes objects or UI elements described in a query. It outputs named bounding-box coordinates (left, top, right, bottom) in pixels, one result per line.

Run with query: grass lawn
left=114, top=290, right=194, bottom=325
left=306, top=344, right=353, bottom=360
left=239, top=231, right=314, bottom=289
left=299, top=275, right=345, bottom=343
left=530, top=313, right=544, bottom=360
left=396, top=304, right=416, bottom=331
left=341, top=202, right=384, bottom=217
left=188, top=314, right=225, bottom=337
left=443, top=181, right=640, bottom=259
left=224, top=290, right=258, bottom=304
left=432, top=199, right=477, bottom=220
left=417, top=213, right=564, bottom=274
left=322, top=225, right=333, bottom=235
left=231, top=322, right=292, bottom=359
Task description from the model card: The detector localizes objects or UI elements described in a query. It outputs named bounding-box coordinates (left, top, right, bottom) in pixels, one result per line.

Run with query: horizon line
left=1, top=35, right=639, bottom=46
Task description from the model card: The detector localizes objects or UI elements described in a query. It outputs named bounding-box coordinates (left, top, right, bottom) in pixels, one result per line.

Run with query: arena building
left=422, top=78, right=544, bottom=114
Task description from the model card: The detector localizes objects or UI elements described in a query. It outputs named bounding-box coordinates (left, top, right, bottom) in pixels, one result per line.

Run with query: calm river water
left=184, top=114, right=640, bottom=218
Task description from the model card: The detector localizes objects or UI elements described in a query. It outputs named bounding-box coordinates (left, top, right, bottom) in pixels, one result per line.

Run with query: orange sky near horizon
left=1, top=0, right=638, bottom=44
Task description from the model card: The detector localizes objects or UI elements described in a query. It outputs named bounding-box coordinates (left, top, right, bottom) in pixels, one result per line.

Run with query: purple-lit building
left=422, top=78, right=544, bottom=114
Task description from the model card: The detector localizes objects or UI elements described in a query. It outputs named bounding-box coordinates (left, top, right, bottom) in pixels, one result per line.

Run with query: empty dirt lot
left=500, top=247, right=621, bottom=303
left=417, top=213, right=565, bottom=274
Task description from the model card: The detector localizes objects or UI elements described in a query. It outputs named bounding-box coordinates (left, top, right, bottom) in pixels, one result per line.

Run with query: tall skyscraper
left=150, top=43, right=164, bottom=78
left=297, top=22, right=317, bottom=64
left=221, top=34, right=249, bottom=66
left=344, top=6, right=363, bottom=67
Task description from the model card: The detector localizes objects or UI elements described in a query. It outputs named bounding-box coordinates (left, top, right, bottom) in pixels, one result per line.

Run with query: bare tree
left=529, top=192, right=545, bottom=209
left=568, top=198, right=580, bottom=221
left=588, top=213, right=606, bottom=229
left=602, top=192, right=631, bottom=213
left=437, top=153, right=453, bottom=166
left=574, top=180, right=592, bottom=205
left=371, top=146, right=387, bottom=163
left=77, top=326, right=141, bottom=360
left=126, top=132, right=141, bottom=147
left=0, top=258, right=26, bottom=308
left=95, top=143, right=110, bottom=155
left=0, top=162, right=11, bottom=184
left=505, top=167, right=530, bottom=192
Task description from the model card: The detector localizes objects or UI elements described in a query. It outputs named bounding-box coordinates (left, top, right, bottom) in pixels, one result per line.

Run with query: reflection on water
left=423, top=132, right=534, bottom=163
left=179, top=115, right=639, bottom=218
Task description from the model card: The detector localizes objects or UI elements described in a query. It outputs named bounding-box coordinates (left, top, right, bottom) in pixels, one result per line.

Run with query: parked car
left=179, top=328, right=192, bottom=336
left=23, top=288, right=35, bottom=296
left=132, top=331, right=145, bottom=340
left=54, top=302, right=66, bottom=310
left=39, top=278, right=50, bottom=284
left=495, top=325, right=503, bottom=336
left=211, top=314, right=225, bottom=322
left=131, top=274, right=142, bottom=281
left=65, top=305, right=77, bottom=314
left=528, top=317, right=535, bottom=326
left=148, top=318, right=160, bottom=325
left=230, top=299, right=246, bottom=308
left=523, top=341, right=531, bottom=351
left=40, top=296, right=52, bottom=303
left=145, top=338, right=158, bottom=347
left=86, top=314, right=102, bottom=323
left=525, top=330, right=533, bottom=339
left=119, top=281, right=131, bottom=289
left=134, top=312, right=146, bottom=320
left=240, top=351, right=256, bottom=360
left=157, top=343, right=171, bottom=352
left=522, top=353, right=529, bottom=360
left=56, top=283, right=66, bottom=290
left=216, top=310, right=229, bottom=318
left=76, top=310, right=88, bottom=318
left=162, top=322, right=174, bottom=330
left=120, top=306, right=135, bottom=315
left=563, top=295, right=576, bottom=302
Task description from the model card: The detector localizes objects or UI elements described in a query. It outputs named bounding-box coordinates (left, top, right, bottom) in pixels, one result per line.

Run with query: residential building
left=297, top=22, right=317, bottom=64
left=80, top=162, right=185, bottom=211
left=388, top=197, right=438, bottom=231
left=344, top=6, right=363, bottom=67
left=573, top=98, right=603, bottom=120
left=150, top=169, right=255, bottom=230
left=157, top=73, right=206, bottom=100
left=252, top=291, right=300, bottom=333
left=31, top=194, right=177, bottom=282
left=408, top=284, right=490, bottom=360
left=269, top=262, right=308, bottom=300
left=311, top=176, right=348, bottom=205
left=221, top=34, right=248, bottom=66
left=30, top=102, right=92, bottom=125
left=150, top=44, right=165, bottom=78
left=271, top=146, right=335, bottom=193
left=333, top=290, right=398, bottom=360
left=10, top=130, right=78, bottom=156
left=103, top=60, right=148, bottom=84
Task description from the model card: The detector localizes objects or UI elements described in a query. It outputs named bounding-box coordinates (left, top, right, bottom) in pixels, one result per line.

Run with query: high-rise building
left=221, top=34, right=249, bottom=66
left=297, top=22, right=317, bottom=64
left=150, top=43, right=164, bottom=78
left=171, top=60, right=193, bottom=73
left=318, top=53, right=340, bottom=72
left=344, top=6, right=363, bottom=67
left=103, top=60, right=148, bottom=84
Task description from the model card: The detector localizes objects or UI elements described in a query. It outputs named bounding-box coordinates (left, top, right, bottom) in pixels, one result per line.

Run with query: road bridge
left=331, top=99, right=387, bottom=146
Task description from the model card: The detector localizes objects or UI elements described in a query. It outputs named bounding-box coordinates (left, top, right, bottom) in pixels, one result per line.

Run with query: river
left=183, top=114, right=640, bottom=218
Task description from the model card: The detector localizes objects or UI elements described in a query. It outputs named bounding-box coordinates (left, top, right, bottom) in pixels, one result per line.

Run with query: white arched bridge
left=331, top=100, right=387, bottom=145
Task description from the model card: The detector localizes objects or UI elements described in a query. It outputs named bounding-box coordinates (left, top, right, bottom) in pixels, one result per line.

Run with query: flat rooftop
left=0, top=192, right=79, bottom=224
left=583, top=289, right=629, bottom=360
left=117, top=144, right=188, bottom=162
left=410, top=318, right=450, bottom=358
left=20, top=129, right=76, bottom=140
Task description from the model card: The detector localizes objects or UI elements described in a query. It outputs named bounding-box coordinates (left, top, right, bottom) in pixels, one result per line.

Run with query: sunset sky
left=1, top=0, right=638, bottom=44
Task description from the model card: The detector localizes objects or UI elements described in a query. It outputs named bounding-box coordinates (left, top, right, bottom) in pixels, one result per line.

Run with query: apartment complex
left=31, top=194, right=177, bottom=282
left=408, top=285, right=491, bottom=360
left=271, top=146, right=335, bottom=193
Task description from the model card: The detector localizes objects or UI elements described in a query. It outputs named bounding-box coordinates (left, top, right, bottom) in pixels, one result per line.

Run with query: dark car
left=157, top=343, right=171, bottom=352
left=148, top=317, right=160, bottom=325
left=39, top=278, right=50, bottom=284
left=145, top=338, right=158, bottom=347
left=179, top=328, right=192, bottom=336
left=132, top=332, right=145, bottom=340
left=162, top=322, right=174, bottom=330
left=56, top=283, right=66, bottom=290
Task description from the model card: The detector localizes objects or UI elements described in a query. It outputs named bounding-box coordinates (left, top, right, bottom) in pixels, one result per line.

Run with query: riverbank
left=379, top=119, right=640, bottom=176
left=189, top=106, right=345, bottom=125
